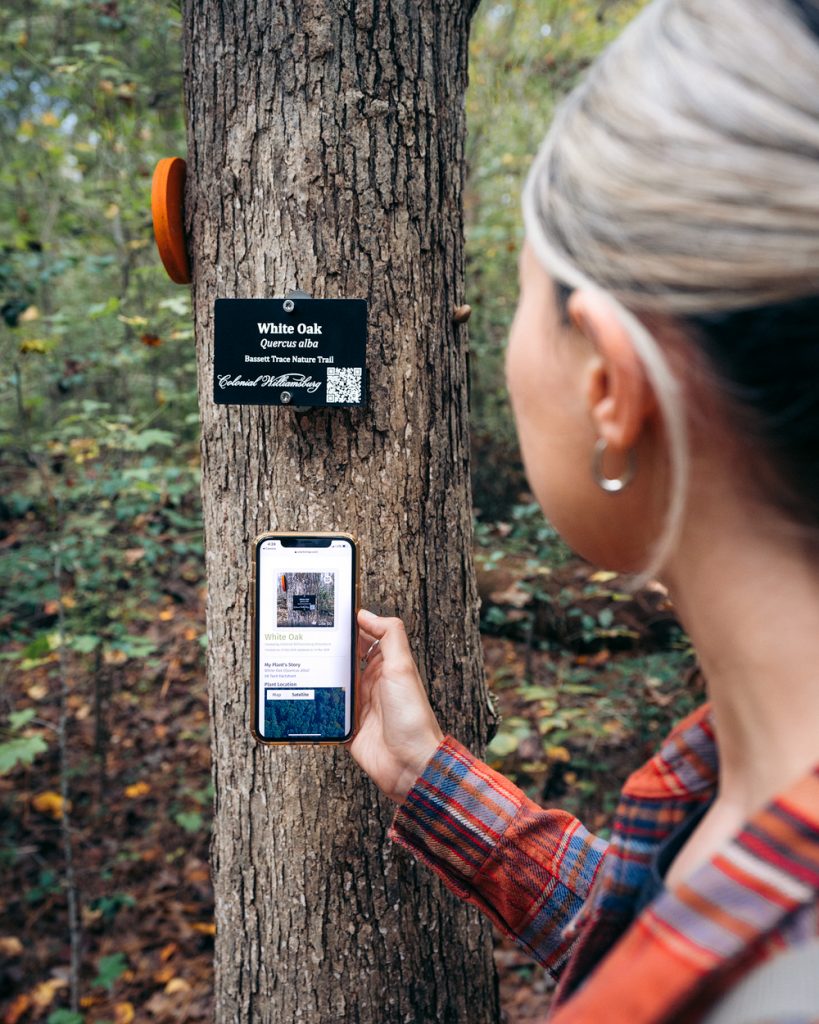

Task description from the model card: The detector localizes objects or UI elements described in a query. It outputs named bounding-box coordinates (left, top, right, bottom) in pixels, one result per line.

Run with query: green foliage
left=0, top=0, right=200, bottom=658
left=466, top=0, right=649, bottom=519
left=47, top=1011, right=85, bottom=1024
left=89, top=892, right=137, bottom=922
left=93, top=952, right=128, bottom=992
left=0, top=707, right=48, bottom=774
left=174, top=810, right=204, bottom=834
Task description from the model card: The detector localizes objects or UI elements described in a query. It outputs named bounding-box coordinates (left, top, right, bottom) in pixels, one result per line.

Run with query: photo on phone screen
left=254, top=535, right=356, bottom=743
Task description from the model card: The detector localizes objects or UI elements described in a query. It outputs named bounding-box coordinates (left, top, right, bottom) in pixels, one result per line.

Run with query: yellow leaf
left=32, top=977, right=67, bottom=1010
left=117, top=314, right=148, bottom=326
left=165, top=977, right=191, bottom=994
left=105, top=203, right=120, bottom=219
left=154, top=966, right=175, bottom=984
left=0, top=937, right=23, bottom=957
left=19, top=305, right=40, bottom=322
left=589, top=570, right=619, bottom=582
left=27, top=682, right=48, bottom=700
left=32, top=791, right=64, bottom=819
left=125, top=781, right=151, bottom=799
left=19, top=339, right=50, bottom=354
left=114, top=1001, right=135, bottom=1024
left=40, top=112, right=59, bottom=127
left=545, top=745, right=571, bottom=763
left=159, top=942, right=178, bottom=961
left=18, top=120, right=35, bottom=138
left=158, top=608, right=175, bottom=621
left=192, top=921, right=216, bottom=935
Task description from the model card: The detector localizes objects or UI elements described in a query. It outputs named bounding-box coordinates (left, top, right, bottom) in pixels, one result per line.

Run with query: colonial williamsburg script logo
left=216, top=373, right=322, bottom=394
left=213, top=298, right=367, bottom=408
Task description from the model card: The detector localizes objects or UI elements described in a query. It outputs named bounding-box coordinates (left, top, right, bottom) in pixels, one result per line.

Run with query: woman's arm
left=348, top=609, right=609, bottom=976
left=388, top=733, right=610, bottom=977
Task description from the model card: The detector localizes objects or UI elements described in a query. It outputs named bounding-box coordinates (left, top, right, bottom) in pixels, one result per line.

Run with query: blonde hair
left=522, top=0, right=819, bottom=589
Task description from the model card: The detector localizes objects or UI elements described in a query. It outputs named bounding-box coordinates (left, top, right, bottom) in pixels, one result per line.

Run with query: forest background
left=0, top=1, right=703, bottom=1021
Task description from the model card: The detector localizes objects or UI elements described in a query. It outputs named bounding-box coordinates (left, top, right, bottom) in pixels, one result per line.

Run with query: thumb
left=357, top=609, right=412, bottom=663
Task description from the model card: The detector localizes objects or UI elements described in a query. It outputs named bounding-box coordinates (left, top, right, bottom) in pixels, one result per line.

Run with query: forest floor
left=0, top=521, right=705, bottom=1024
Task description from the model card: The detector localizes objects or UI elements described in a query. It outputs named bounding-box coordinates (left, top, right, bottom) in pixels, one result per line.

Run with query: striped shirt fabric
left=387, top=701, right=819, bottom=1023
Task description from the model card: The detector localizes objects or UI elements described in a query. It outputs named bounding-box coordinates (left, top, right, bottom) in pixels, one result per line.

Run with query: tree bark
left=182, top=2, right=499, bottom=1020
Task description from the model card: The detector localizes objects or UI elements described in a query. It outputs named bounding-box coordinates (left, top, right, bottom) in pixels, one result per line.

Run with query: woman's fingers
left=357, top=609, right=412, bottom=666
left=357, top=626, right=377, bottom=660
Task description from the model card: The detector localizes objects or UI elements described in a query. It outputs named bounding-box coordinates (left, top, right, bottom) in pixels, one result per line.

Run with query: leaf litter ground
left=1, top=537, right=703, bottom=1023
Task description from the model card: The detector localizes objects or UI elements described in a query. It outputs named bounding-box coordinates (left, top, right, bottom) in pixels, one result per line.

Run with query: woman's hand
left=347, top=609, right=445, bottom=805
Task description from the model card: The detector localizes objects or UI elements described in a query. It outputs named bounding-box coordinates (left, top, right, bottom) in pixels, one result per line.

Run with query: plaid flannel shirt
left=388, top=701, right=819, bottom=1023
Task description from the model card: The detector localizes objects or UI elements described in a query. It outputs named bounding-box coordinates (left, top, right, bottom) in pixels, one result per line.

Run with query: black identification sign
left=292, top=595, right=317, bottom=612
left=213, top=297, right=367, bottom=407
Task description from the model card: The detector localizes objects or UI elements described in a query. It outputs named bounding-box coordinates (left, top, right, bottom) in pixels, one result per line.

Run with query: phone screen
left=254, top=535, right=356, bottom=743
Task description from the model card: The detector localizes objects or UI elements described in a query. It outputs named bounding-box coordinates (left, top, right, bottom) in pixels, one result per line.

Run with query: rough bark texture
left=182, top=2, right=499, bottom=1020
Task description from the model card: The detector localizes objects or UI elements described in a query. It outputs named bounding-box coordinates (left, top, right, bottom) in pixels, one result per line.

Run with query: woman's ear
left=567, top=289, right=658, bottom=450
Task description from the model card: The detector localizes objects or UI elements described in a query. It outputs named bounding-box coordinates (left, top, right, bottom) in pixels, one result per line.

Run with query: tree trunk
left=182, top=2, right=499, bottom=1021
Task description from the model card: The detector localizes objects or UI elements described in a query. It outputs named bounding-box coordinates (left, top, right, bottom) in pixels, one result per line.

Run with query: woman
left=348, top=0, right=819, bottom=1020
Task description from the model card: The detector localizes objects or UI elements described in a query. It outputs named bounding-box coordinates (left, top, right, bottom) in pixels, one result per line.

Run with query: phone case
left=249, top=531, right=360, bottom=747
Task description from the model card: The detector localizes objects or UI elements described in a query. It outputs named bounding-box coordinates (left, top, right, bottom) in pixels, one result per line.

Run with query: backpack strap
left=699, top=938, right=819, bottom=1024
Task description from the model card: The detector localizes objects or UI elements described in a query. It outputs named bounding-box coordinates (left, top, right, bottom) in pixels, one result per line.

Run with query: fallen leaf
left=26, top=682, right=48, bottom=700
left=125, top=781, right=151, bottom=799
left=32, top=977, right=67, bottom=1010
left=3, top=993, right=31, bottom=1024
left=32, top=791, right=65, bottom=819
left=140, top=333, right=162, bottom=347
left=154, top=966, right=175, bottom=984
left=114, top=1001, right=135, bottom=1024
left=159, top=942, right=178, bottom=961
left=488, top=583, right=531, bottom=609
left=164, top=977, right=191, bottom=994
left=545, top=746, right=571, bottom=763
left=0, top=937, right=23, bottom=957
left=191, top=922, right=215, bottom=936
left=589, top=570, right=619, bottom=583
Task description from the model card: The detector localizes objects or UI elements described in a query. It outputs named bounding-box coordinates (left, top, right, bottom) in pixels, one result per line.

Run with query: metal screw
left=280, top=391, right=292, bottom=404
left=283, top=299, right=295, bottom=313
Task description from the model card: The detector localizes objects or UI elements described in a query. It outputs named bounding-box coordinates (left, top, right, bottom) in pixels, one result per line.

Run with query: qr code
left=326, top=366, right=363, bottom=404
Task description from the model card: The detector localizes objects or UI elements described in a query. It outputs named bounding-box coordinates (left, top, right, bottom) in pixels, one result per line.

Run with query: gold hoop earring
left=592, top=437, right=636, bottom=493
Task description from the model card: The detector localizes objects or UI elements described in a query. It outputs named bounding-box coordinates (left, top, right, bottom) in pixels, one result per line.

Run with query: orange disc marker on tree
left=151, top=157, right=191, bottom=285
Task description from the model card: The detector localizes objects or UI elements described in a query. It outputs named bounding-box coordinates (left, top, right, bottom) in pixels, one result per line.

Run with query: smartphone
left=251, top=532, right=359, bottom=745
